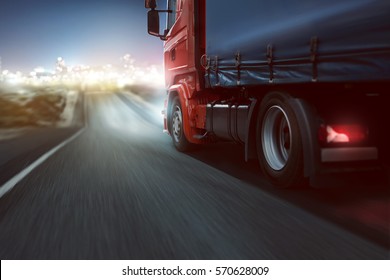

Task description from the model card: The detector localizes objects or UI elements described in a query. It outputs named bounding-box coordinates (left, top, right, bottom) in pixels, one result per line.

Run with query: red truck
left=145, top=0, right=390, bottom=188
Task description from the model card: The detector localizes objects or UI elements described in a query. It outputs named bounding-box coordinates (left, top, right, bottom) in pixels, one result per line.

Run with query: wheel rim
left=172, top=105, right=183, bottom=143
left=262, top=105, right=292, bottom=171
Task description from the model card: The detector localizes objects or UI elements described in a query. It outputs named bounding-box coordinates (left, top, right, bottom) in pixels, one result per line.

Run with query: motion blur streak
left=0, top=90, right=388, bottom=259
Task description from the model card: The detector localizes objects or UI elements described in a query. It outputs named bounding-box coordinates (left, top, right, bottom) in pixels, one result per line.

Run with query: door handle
left=170, top=48, right=176, bottom=61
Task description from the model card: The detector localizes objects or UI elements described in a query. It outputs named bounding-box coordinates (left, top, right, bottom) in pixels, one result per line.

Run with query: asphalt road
left=0, top=91, right=388, bottom=259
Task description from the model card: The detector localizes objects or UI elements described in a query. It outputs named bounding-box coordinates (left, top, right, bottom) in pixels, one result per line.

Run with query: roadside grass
left=0, top=85, right=67, bottom=128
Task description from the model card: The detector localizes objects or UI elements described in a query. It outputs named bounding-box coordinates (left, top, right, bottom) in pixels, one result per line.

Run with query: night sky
left=0, top=0, right=163, bottom=72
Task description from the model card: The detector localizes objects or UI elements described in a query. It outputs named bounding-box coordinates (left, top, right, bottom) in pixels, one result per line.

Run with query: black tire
left=170, top=96, right=192, bottom=152
left=256, top=92, right=304, bottom=188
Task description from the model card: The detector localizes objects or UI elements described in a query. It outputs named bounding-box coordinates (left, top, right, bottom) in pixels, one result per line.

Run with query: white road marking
left=0, top=127, right=85, bottom=198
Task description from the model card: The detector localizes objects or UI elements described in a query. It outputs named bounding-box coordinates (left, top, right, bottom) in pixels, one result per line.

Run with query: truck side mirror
left=147, top=10, right=160, bottom=37
left=145, top=0, right=157, bottom=9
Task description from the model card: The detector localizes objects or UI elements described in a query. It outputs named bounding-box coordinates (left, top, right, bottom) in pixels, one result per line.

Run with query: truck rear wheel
left=171, top=96, right=192, bottom=152
left=256, top=92, right=304, bottom=188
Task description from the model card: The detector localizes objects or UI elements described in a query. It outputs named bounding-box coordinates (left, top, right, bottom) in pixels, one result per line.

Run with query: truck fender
left=245, top=98, right=259, bottom=162
left=167, top=84, right=192, bottom=140
left=287, top=97, right=320, bottom=180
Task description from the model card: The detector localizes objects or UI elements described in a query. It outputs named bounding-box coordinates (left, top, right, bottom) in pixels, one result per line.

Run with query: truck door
left=164, top=0, right=191, bottom=88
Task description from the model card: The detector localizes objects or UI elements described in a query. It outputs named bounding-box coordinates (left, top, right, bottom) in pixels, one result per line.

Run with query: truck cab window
left=166, top=0, right=177, bottom=30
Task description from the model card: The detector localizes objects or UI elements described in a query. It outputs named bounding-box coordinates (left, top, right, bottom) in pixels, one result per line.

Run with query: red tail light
left=319, top=124, right=368, bottom=144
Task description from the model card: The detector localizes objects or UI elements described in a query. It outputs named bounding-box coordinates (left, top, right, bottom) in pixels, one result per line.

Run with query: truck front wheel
left=256, top=92, right=304, bottom=188
left=170, top=96, right=192, bottom=152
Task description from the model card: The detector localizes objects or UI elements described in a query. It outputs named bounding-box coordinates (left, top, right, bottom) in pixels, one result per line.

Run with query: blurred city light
left=0, top=54, right=164, bottom=89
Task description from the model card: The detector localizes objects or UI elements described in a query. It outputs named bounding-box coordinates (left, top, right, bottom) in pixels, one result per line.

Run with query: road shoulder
left=0, top=91, right=85, bottom=191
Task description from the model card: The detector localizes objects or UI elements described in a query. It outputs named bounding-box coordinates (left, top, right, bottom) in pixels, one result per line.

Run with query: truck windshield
left=166, top=0, right=177, bottom=30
